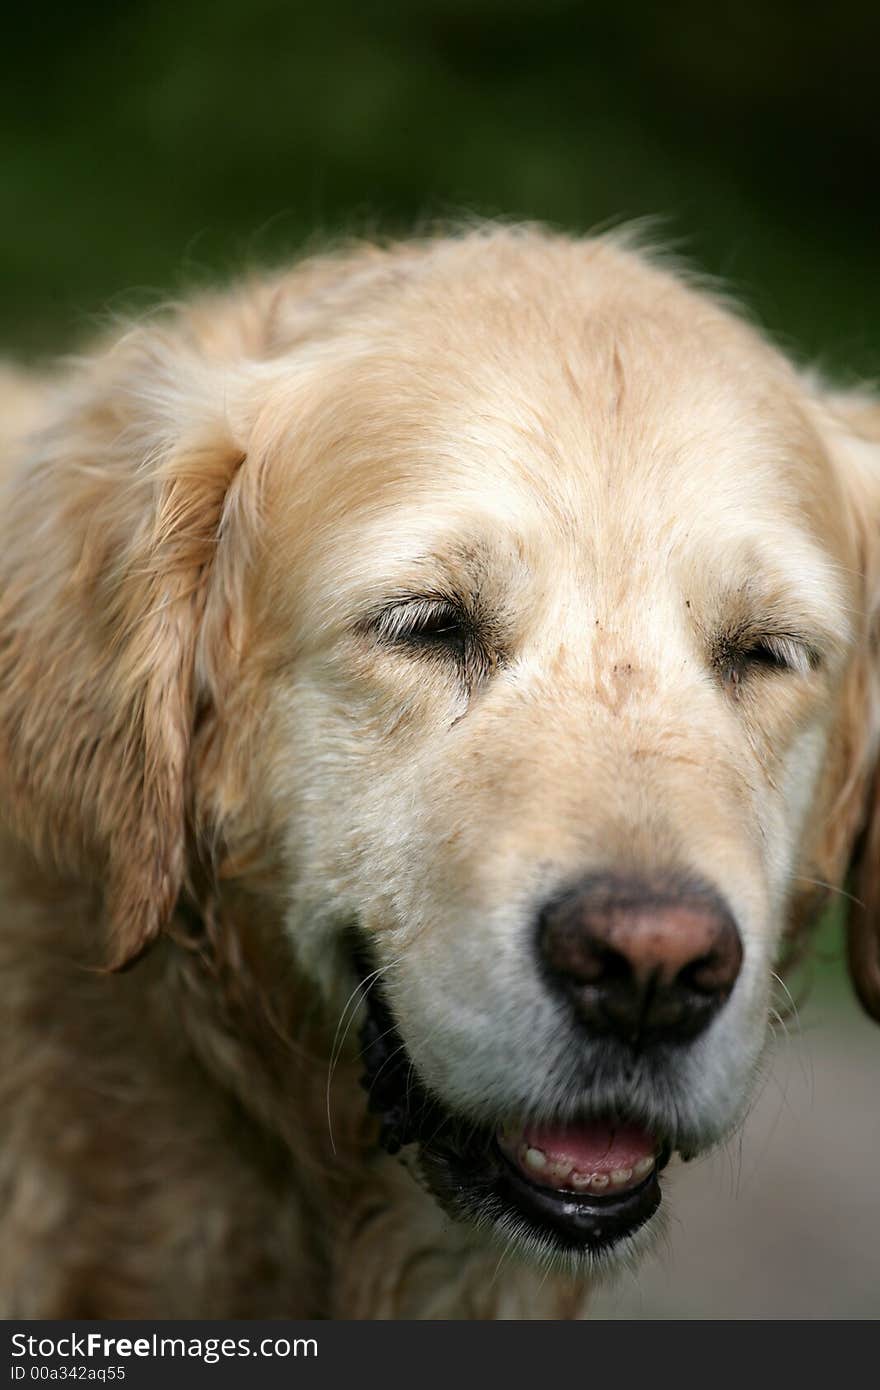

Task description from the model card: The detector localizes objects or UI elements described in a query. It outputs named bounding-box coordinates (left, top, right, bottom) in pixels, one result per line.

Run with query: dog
left=1, top=224, right=878, bottom=1319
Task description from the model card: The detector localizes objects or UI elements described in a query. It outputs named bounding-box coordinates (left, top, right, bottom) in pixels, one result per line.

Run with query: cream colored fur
left=1, top=226, right=879, bottom=1318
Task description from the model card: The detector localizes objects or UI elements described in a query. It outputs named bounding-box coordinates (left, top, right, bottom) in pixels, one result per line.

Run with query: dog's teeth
left=547, top=1159, right=573, bottom=1180
left=509, top=1136, right=657, bottom=1192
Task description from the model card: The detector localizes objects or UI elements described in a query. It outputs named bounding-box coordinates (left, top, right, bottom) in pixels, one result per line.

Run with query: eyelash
left=366, top=594, right=498, bottom=687
left=371, top=597, right=470, bottom=651
left=717, top=631, right=821, bottom=684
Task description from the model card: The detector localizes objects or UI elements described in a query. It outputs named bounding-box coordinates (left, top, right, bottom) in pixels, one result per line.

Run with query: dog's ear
left=0, top=329, right=249, bottom=969
left=849, top=763, right=880, bottom=1021
left=0, top=246, right=431, bottom=971
left=808, top=385, right=880, bottom=1022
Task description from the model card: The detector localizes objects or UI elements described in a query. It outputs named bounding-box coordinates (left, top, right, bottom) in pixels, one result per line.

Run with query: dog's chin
left=358, top=970, right=675, bottom=1269
left=417, top=1132, right=671, bottom=1272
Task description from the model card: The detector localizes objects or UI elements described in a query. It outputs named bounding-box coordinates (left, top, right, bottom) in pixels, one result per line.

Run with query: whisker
left=793, top=875, right=863, bottom=909
left=325, top=954, right=403, bottom=1154
left=771, top=973, right=814, bottom=1102
left=769, top=971, right=802, bottom=1031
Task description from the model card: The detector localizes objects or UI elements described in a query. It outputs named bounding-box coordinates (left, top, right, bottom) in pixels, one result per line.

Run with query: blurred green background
left=2, top=0, right=879, bottom=377
left=2, top=0, right=878, bottom=1318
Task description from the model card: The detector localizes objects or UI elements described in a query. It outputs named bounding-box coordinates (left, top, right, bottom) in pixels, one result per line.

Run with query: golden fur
left=1, top=226, right=878, bottom=1318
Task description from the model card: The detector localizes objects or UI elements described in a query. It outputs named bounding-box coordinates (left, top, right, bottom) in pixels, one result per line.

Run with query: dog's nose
left=538, top=874, right=743, bottom=1044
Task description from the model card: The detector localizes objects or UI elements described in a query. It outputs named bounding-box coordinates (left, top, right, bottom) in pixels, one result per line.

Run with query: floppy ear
left=849, top=766, right=880, bottom=1020
left=0, top=244, right=433, bottom=969
left=0, top=330, right=248, bottom=969
left=809, top=386, right=880, bottom=1022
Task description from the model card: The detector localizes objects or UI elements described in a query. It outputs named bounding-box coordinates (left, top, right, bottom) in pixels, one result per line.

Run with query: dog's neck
left=2, top=830, right=373, bottom=1166
left=166, top=882, right=369, bottom=1154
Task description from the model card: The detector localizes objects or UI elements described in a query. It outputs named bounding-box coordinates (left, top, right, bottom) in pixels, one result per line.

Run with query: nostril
left=678, top=951, right=724, bottom=995
left=678, top=928, right=743, bottom=997
left=593, top=943, right=632, bottom=984
left=539, top=911, right=627, bottom=986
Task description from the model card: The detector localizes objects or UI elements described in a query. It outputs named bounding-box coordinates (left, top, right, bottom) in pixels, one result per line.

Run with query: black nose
left=538, top=873, right=743, bottom=1044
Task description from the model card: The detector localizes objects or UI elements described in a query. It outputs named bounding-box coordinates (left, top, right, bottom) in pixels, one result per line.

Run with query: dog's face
left=4, top=228, right=879, bottom=1276
left=223, top=233, right=876, bottom=1267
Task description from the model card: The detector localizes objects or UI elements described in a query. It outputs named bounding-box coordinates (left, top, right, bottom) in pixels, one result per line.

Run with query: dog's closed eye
left=374, top=595, right=471, bottom=653
left=714, top=627, right=823, bottom=686
left=361, top=593, right=498, bottom=688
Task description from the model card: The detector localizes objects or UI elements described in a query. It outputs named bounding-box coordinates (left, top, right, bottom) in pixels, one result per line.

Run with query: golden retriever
left=1, top=225, right=878, bottom=1319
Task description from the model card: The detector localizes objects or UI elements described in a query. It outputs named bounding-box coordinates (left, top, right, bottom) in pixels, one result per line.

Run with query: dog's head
left=3, top=227, right=880, bottom=1270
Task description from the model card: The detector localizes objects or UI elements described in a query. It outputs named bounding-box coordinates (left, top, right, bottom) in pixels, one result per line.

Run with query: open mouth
left=357, top=959, right=672, bottom=1258
left=492, top=1120, right=668, bottom=1250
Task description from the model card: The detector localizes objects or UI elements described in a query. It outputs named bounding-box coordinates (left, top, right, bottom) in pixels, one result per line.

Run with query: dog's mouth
left=357, top=965, right=672, bottom=1259
left=491, top=1120, right=668, bottom=1251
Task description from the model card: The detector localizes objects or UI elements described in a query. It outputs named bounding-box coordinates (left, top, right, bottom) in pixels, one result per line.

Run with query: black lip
left=355, top=947, right=673, bottom=1255
left=493, top=1141, right=666, bottom=1250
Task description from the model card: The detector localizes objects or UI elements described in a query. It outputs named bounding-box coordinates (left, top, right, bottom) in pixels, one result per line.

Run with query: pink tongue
left=522, top=1121, right=655, bottom=1173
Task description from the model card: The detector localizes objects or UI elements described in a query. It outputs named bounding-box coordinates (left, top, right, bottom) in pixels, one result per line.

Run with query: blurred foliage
left=1, top=0, right=878, bottom=372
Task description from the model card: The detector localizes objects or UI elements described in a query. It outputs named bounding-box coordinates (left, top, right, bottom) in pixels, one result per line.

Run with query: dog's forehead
left=343, top=349, right=822, bottom=551
left=368, top=265, right=826, bottom=513
left=259, top=241, right=852, bottom=632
